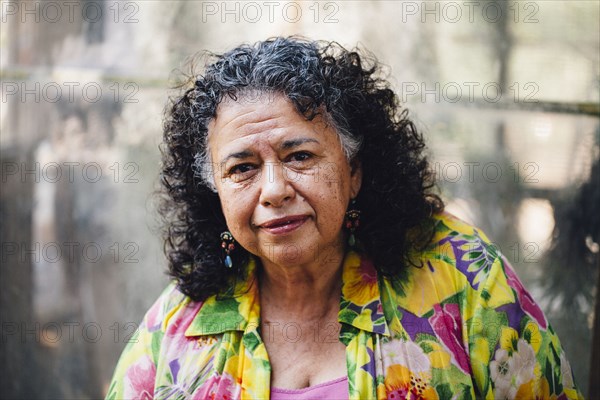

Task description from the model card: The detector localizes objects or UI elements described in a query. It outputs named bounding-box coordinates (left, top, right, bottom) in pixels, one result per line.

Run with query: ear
left=349, top=157, right=363, bottom=198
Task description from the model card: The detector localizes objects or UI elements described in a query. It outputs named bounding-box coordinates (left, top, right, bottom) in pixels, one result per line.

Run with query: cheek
left=318, top=170, right=352, bottom=229
left=320, top=168, right=352, bottom=204
left=313, top=189, right=347, bottom=228
left=219, top=190, right=256, bottom=238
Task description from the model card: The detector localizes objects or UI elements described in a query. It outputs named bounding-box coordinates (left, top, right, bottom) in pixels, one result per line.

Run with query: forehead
left=210, top=94, right=290, bottom=134
left=207, top=93, right=334, bottom=149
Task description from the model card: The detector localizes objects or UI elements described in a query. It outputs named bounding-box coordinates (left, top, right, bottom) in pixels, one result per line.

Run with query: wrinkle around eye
left=230, top=163, right=255, bottom=174
left=225, top=163, right=260, bottom=182
left=283, top=151, right=320, bottom=170
left=288, top=152, right=312, bottom=162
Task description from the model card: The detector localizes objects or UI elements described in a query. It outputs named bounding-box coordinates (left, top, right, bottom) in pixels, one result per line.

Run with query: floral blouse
left=106, top=212, right=582, bottom=399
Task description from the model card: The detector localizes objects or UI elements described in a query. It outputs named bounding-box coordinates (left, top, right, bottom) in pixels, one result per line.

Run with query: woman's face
left=207, top=93, right=362, bottom=267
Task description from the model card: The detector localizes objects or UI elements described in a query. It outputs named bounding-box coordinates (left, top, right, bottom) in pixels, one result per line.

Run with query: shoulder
left=391, top=211, right=508, bottom=316
left=423, top=211, right=501, bottom=281
left=429, top=210, right=493, bottom=244
left=115, top=282, right=208, bottom=376
left=106, top=283, right=222, bottom=399
left=140, top=281, right=204, bottom=336
left=378, top=213, right=583, bottom=399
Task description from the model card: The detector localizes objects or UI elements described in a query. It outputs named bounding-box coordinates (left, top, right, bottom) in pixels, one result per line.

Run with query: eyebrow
left=220, top=138, right=321, bottom=165
left=279, top=137, right=320, bottom=150
left=220, top=150, right=254, bottom=165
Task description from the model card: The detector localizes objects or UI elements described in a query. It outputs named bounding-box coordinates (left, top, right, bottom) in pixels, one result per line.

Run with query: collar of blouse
left=183, top=250, right=402, bottom=341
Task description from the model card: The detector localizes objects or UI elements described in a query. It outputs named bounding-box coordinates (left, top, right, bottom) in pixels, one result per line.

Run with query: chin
left=255, top=241, right=316, bottom=266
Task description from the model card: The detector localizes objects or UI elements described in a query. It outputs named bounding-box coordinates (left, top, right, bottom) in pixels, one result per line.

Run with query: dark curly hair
left=159, top=36, right=443, bottom=302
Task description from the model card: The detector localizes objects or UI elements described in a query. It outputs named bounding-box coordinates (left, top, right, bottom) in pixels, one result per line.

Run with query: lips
left=259, top=215, right=309, bottom=235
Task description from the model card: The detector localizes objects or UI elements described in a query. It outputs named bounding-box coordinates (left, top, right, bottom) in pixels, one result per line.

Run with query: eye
left=228, top=163, right=256, bottom=176
left=286, top=151, right=313, bottom=163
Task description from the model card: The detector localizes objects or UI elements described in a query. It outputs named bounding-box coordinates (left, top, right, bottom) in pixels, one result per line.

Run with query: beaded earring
left=344, top=200, right=361, bottom=247
left=220, top=231, right=235, bottom=268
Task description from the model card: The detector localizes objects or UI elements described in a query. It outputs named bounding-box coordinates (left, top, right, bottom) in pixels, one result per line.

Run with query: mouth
left=259, top=215, right=309, bottom=235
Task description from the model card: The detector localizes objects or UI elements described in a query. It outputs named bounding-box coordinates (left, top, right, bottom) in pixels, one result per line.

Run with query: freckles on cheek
left=221, top=190, right=255, bottom=231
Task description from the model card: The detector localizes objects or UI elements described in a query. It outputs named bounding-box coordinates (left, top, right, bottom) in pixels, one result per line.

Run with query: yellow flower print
left=523, top=321, right=543, bottom=353
left=515, top=376, right=556, bottom=400
left=381, top=340, right=440, bottom=399
left=500, top=326, right=519, bottom=353
left=483, top=258, right=516, bottom=309
left=385, top=364, right=411, bottom=388
left=424, top=341, right=451, bottom=369
left=241, top=335, right=270, bottom=399
left=222, top=354, right=242, bottom=379
left=401, top=250, right=465, bottom=317
left=342, top=252, right=380, bottom=306
left=471, top=337, right=490, bottom=362
left=470, top=337, right=490, bottom=390
left=385, top=365, right=438, bottom=400
left=353, top=308, right=375, bottom=329
left=439, top=213, right=480, bottom=238
left=515, top=379, right=535, bottom=400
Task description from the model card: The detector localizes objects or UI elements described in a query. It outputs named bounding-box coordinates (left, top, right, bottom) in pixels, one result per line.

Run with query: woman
left=107, top=37, right=582, bottom=399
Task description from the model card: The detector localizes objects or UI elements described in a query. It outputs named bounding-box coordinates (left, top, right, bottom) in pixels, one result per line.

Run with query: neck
left=258, top=242, right=346, bottom=321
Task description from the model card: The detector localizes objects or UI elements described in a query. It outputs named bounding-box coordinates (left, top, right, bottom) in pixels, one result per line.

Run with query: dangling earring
left=345, top=200, right=361, bottom=247
left=220, top=231, right=235, bottom=268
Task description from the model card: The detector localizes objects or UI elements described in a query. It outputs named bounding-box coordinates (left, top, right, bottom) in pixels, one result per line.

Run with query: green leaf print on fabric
left=436, top=382, right=453, bottom=400
left=194, top=298, right=244, bottom=333
left=242, top=331, right=261, bottom=352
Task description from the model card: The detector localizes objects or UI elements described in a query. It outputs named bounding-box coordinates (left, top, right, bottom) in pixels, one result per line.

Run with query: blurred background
left=1, top=0, right=598, bottom=398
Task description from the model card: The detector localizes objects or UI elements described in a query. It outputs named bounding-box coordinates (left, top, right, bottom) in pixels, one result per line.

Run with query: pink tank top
left=270, top=376, right=349, bottom=400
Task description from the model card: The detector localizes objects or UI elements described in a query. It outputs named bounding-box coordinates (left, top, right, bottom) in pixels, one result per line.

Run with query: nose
left=259, top=162, right=295, bottom=207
